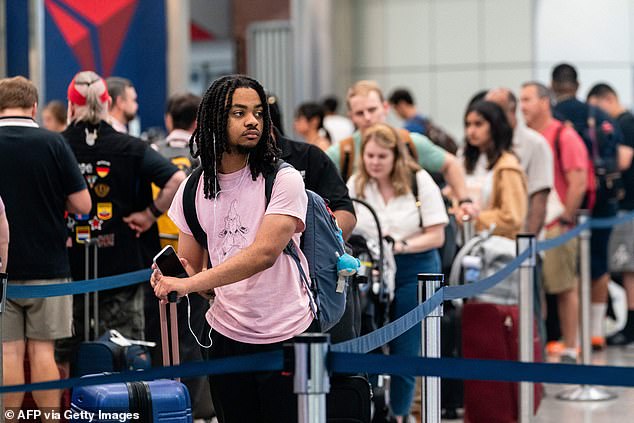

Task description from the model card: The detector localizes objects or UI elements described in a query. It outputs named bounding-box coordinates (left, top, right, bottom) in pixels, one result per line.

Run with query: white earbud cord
left=185, top=293, right=213, bottom=348
left=184, top=140, right=250, bottom=349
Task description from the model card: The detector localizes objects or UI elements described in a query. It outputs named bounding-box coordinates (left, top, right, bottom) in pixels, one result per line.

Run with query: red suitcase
left=462, top=302, right=543, bottom=423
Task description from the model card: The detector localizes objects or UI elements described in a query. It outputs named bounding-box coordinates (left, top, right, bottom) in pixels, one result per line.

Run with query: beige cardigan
left=476, top=152, right=528, bottom=239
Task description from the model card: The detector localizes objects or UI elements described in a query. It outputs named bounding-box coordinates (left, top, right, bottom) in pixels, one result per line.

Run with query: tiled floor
left=442, top=346, right=634, bottom=422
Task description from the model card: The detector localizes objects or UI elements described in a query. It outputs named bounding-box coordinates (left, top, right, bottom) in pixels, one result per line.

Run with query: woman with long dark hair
left=461, top=100, right=527, bottom=238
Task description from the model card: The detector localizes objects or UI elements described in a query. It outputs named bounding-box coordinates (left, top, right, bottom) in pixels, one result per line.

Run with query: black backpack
left=561, top=106, right=623, bottom=206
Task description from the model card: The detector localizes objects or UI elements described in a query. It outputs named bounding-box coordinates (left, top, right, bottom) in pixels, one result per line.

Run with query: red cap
left=67, top=74, right=110, bottom=106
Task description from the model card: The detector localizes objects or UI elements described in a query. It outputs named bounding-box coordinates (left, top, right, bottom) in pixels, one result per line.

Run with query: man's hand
left=123, top=209, right=156, bottom=237
left=151, top=266, right=190, bottom=302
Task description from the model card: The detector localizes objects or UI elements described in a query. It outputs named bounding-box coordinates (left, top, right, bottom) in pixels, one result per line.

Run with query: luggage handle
left=159, top=293, right=180, bottom=382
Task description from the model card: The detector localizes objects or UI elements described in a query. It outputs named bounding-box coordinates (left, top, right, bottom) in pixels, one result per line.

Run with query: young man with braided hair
left=151, top=75, right=316, bottom=422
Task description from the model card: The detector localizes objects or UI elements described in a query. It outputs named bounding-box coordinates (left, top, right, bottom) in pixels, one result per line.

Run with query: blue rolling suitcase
left=71, top=297, right=193, bottom=422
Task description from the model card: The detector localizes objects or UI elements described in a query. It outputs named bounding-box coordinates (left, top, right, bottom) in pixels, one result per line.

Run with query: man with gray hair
left=106, top=76, right=138, bottom=133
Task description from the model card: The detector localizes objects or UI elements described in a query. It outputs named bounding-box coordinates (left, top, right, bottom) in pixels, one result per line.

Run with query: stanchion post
left=418, top=273, right=443, bottom=423
left=84, top=240, right=90, bottom=341
left=0, top=267, right=7, bottom=423
left=578, top=212, right=592, bottom=368
left=557, top=211, right=617, bottom=401
left=462, top=215, right=474, bottom=243
left=293, top=333, right=330, bottom=423
left=517, top=234, right=535, bottom=422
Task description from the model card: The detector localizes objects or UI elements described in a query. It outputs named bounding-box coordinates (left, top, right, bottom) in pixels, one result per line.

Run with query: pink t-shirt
left=168, top=165, right=314, bottom=344
left=541, top=119, right=595, bottom=207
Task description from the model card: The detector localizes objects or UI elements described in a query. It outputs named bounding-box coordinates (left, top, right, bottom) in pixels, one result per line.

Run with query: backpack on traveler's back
left=409, top=115, right=458, bottom=155
left=560, top=106, right=623, bottom=207
left=182, top=160, right=349, bottom=332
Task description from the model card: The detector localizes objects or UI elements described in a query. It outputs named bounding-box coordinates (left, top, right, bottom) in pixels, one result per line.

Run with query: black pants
left=205, top=320, right=318, bottom=423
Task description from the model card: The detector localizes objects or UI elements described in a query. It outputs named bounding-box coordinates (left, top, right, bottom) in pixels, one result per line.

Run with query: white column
left=0, top=0, right=6, bottom=78
left=166, top=0, right=190, bottom=96
left=291, top=0, right=334, bottom=104
left=28, top=0, right=45, bottom=103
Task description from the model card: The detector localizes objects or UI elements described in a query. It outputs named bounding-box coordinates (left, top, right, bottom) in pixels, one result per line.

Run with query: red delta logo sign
left=44, top=0, right=138, bottom=76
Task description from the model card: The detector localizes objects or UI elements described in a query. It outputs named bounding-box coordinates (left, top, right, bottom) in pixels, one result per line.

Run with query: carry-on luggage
left=74, top=240, right=151, bottom=377
left=462, top=302, right=543, bottom=423
left=440, top=301, right=463, bottom=419
left=76, top=329, right=152, bottom=376
left=70, top=295, right=193, bottom=422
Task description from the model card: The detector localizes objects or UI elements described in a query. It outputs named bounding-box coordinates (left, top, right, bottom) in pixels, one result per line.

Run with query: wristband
left=458, top=197, right=473, bottom=205
left=148, top=202, right=163, bottom=218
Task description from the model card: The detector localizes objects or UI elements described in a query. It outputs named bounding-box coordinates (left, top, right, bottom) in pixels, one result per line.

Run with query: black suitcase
left=327, top=375, right=372, bottom=423
left=441, top=301, right=463, bottom=419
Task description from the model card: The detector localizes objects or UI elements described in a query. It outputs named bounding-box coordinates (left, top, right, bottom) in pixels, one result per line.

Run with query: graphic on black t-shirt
left=96, top=160, right=111, bottom=178
left=218, top=199, right=249, bottom=255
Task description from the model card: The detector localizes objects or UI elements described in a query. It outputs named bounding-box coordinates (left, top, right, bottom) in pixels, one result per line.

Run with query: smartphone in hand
left=153, top=245, right=188, bottom=278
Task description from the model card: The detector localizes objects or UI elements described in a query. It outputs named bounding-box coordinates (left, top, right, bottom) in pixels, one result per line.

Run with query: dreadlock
left=190, top=75, right=279, bottom=199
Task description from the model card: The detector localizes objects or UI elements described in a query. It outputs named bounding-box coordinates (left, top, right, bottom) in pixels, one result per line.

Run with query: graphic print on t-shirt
left=218, top=199, right=249, bottom=256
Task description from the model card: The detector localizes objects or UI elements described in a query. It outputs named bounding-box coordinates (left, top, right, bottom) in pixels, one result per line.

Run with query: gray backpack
left=449, top=230, right=519, bottom=305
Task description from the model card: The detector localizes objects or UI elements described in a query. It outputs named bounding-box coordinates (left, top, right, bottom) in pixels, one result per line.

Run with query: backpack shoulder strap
left=398, top=129, right=419, bottom=162
left=183, top=167, right=208, bottom=249
left=411, top=171, right=423, bottom=228
left=264, top=159, right=292, bottom=205
left=264, top=159, right=302, bottom=257
left=339, top=137, right=355, bottom=181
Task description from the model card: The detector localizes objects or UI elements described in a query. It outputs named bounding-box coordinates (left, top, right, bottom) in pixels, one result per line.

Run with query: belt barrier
left=3, top=350, right=634, bottom=393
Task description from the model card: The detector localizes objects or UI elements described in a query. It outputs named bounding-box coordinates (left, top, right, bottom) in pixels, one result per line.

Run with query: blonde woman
left=347, top=123, right=448, bottom=422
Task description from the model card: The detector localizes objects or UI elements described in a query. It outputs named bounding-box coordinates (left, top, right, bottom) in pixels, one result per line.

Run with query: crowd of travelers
left=1, top=61, right=633, bottom=422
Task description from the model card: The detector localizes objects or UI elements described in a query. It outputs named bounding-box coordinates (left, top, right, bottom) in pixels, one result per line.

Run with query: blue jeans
left=389, top=249, right=441, bottom=416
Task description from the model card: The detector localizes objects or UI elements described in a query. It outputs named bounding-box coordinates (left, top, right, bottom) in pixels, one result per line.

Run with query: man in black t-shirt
left=551, top=64, right=623, bottom=350
left=267, top=95, right=356, bottom=238
left=588, top=83, right=634, bottom=346
left=0, top=76, right=91, bottom=416
left=267, top=95, right=358, bottom=343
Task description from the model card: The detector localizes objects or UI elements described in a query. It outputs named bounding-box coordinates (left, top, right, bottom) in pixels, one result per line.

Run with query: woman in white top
left=347, top=123, right=448, bottom=421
